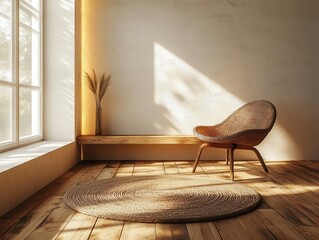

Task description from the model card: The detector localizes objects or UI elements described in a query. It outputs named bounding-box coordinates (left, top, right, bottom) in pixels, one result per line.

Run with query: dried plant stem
left=85, top=69, right=111, bottom=135
left=85, top=69, right=111, bottom=108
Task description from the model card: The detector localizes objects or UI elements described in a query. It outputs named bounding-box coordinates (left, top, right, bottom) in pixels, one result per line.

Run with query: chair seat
left=192, top=100, right=276, bottom=180
left=193, top=125, right=268, bottom=146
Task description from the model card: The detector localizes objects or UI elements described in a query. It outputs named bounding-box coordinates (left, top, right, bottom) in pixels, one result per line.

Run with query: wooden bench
left=77, top=135, right=201, bottom=145
left=77, top=135, right=202, bottom=160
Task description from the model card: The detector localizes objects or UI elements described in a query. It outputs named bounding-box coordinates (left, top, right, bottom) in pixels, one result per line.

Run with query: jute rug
left=63, top=175, right=261, bottom=223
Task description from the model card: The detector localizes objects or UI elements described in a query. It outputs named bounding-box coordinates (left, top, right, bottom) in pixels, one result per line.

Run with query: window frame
left=0, top=0, right=43, bottom=152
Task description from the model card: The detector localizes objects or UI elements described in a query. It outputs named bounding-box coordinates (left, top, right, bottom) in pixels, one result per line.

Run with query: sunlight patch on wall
left=153, top=43, right=300, bottom=160
left=154, top=42, right=243, bottom=134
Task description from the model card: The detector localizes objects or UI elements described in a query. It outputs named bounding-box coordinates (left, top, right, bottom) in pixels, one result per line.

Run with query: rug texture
left=63, top=175, right=261, bottom=223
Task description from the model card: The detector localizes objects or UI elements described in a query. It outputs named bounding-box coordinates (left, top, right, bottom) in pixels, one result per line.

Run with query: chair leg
left=226, top=149, right=229, bottom=165
left=229, top=145, right=236, bottom=181
left=250, top=147, right=268, bottom=172
left=192, top=143, right=210, bottom=173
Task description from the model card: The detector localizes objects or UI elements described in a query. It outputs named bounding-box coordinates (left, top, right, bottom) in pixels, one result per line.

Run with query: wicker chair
left=192, top=100, right=276, bottom=180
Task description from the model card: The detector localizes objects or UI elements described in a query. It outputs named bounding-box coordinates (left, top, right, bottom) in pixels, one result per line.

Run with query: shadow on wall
left=58, top=0, right=75, bottom=128
left=44, top=0, right=75, bottom=141
left=82, top=0, right=319, bottom=160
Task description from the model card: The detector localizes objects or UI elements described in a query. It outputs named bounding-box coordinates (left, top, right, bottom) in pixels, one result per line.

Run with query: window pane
left=20, top=7, right=40, bottom=31
left=19, top=88, right=41, bottom=139
left=19, top=27, right=40, bottom=86
left=0, top=0, right=11, bottom=17
left=0, top=16, right=12, bottom=82
left=0, top=86, right=13, bottom=144
left=22, top=0, right=40, bottom=11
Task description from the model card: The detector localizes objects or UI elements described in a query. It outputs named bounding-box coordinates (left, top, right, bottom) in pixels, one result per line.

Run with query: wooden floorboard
left=1, top=160, right=318, bottom=239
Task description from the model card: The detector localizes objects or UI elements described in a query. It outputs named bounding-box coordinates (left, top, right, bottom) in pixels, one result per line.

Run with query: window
left=0, top=0, right=42, bottom=152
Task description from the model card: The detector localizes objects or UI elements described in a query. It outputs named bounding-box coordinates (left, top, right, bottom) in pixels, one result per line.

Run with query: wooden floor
left=0, top=160, right=318, bottom=240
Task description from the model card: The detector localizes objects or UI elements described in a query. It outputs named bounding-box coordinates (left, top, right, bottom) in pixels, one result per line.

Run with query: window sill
left=0, top=141, right=73, bottom=173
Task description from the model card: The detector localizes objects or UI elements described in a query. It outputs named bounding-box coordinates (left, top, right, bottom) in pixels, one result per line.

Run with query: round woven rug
left=63, top=175, right=261, bottom=223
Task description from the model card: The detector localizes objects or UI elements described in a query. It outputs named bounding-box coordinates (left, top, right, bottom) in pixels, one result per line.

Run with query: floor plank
left=298, top=226, right=319, bottom=240
left=25, top=201, right=75, bottom=240
left=170, top=224, right=190, bottom=240
left=89, top=219, right=124, bottom=240
left=1, top=196, right=62, bottom=240
left=55, top=212, right=96, bottom=240
left=236, top=211, right=276, bottom=240
left=0, top=219, right=20, bottom=236
left=120, top=222, right=155, bottom=240
left=187, top=222, right=222, bottom=240
left=155, top=223, right=173, bottom=240
left=214, top=218, right=251, bottom=240
left=256, top=209, right=307, bottom=240
left=163, top=161, right=180, bottom=175
left=96, top=161, right=120, bottom=180
left=114, top=162, right=135, bottom=177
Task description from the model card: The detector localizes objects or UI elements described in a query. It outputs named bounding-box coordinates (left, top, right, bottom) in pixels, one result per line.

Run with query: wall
left=82, top=0, right=319, bottom=161
left=44, top=0, right=76, bottom=141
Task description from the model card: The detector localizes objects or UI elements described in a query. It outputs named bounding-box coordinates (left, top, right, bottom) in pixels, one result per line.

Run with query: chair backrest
left=221, top=100, right=276, bottom=140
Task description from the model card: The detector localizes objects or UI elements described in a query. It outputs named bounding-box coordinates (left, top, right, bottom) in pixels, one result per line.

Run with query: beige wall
left=82, top=0, right=319, bottom=160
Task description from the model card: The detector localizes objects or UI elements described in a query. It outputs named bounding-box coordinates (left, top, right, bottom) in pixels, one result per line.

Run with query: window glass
left=0, top=86, right=13, bottom=144
left=0, top=16, right=12, bottom=82
left=0, top=0, right=42, bottom=152
left=19, top=7, right=40, bottom=30
left=19, top=88, right=41, bottom=139
left=19, top=27, right=40, bottom=86
left=0, top=0, right=11, bottom=17
left=22, top=0, right=40, bottom=11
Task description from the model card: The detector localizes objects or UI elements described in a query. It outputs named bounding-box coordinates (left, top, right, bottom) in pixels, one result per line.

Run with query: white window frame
left=0, top=0, right=43, bottom=152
